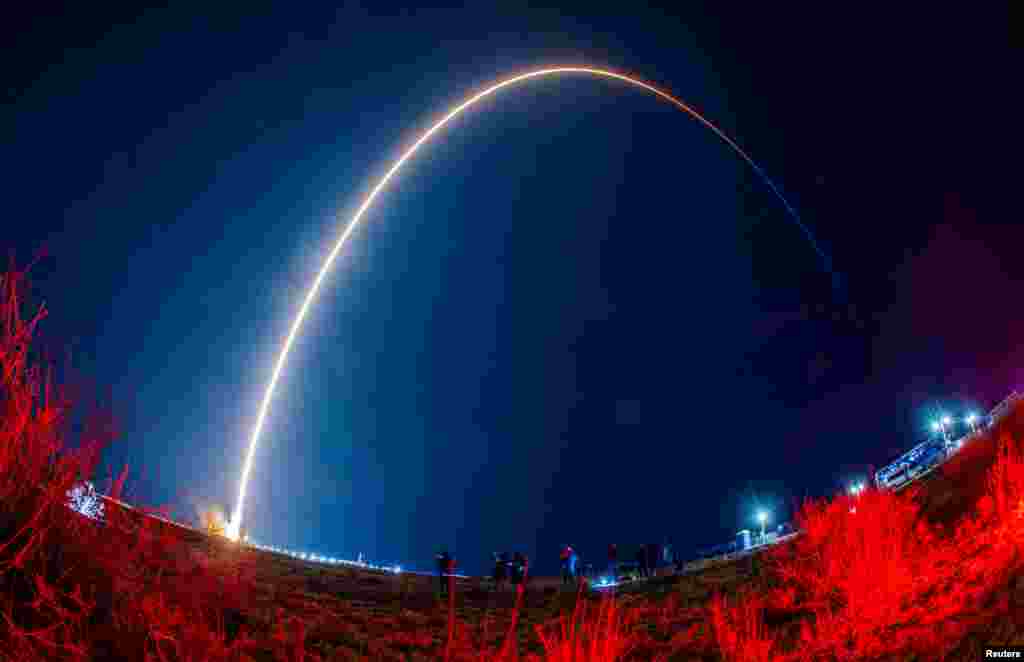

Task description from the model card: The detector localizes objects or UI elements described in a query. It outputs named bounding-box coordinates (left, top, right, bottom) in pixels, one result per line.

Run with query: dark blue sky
left=5, top=3, right=1016, bottom=574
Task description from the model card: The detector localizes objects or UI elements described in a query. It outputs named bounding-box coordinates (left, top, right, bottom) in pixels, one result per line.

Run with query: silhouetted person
left=436, top=549, right=452, bottom=596
left=492, top=552, right=507, bottom=592
left=560, top=545, right=573, bottom=586
left=509, top=553, right=521, bottom=587
left=608, top=543, right=618, bottom=582
left=636, top=545, right=648, bottom=578
left=446, top=555, right=459, bottom=595
left=647, top=542, right=660, bottom=577
left=510, top=552, right=527, bottom=589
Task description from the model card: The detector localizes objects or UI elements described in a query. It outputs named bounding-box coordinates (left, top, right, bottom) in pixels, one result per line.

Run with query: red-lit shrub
left=685, top=406, right=1024, bottom=661
left=707, top=590, right=774, bottom=662
left=533, top=593, right=637, bottom=662
left=775, top=489, right=947, bottom=622
left=0, top=265, right=307, bottom=661
left=752, top=430, right=1024, bottom=660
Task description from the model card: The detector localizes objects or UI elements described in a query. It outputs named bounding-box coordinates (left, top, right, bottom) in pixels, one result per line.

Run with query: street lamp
left=757, top=511, right=768, bottom=545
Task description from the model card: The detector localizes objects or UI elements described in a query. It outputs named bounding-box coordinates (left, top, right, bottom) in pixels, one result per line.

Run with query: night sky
left=5, top=4, right=1016, bottom=575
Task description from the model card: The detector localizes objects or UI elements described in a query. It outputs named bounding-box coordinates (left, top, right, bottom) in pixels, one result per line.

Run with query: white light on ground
left=67, top=481, right=105, bottom=521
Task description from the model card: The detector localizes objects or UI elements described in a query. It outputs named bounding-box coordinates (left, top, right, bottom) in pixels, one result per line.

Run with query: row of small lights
left=244, top=541, right=403, bottom=574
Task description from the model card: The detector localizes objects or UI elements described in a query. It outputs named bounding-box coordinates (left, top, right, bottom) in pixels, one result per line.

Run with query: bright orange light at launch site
left=226, top=66, right=822, bottom=541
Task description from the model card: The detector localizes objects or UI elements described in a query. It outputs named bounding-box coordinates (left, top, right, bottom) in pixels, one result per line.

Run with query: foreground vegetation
left=3, top=262, right=1024, bottom=660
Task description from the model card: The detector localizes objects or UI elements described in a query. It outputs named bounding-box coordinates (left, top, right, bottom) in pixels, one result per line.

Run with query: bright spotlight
left=941, top=415, right=952, bottom=426
left=757, top=511, right=768, bottom=524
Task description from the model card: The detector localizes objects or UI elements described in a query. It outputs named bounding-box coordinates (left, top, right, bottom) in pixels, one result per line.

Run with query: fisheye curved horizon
left=226, top=65, right=833, bottom=541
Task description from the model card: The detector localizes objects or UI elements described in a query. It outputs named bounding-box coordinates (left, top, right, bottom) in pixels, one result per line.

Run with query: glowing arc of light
left=226, top=66, right=828, bottom=540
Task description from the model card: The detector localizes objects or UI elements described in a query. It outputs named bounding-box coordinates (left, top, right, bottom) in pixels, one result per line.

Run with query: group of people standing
left=632, top=541, right=675, bottom=578
left=437, top=539, right=681, bottom=596
left=564, top=541, right=679, bottom=586
left=607, top=541, right=679, bottom=581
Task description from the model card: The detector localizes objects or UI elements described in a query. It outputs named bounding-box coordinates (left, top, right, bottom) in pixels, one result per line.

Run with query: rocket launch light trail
left=226, top=66, right=832, bottom=541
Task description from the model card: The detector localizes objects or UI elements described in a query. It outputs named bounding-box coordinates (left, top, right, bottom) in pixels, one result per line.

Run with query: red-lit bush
left=707, top=590, right=774, bottom=662
left=533, top=592, right=637, bottom=662
left=0, top=265, right=293, bottom=661
left=694, top=407, right=1024, bottom=661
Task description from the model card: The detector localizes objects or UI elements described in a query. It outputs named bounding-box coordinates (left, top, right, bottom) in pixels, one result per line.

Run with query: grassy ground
left=153, top=523, right=773, bottom=660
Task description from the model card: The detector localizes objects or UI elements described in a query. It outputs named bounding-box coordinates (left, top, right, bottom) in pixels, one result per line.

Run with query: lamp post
left=757, top=511, right=768, bottom=545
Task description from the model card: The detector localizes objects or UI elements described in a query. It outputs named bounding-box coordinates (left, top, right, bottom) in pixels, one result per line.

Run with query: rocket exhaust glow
left=226, top=66, right=829, bottom=541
